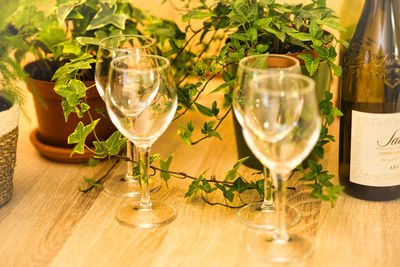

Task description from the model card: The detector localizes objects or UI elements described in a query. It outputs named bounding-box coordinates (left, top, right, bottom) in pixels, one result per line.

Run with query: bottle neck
left=353, top=0, right=400, bottom=44
left=362, top=0, right=399, bottom=14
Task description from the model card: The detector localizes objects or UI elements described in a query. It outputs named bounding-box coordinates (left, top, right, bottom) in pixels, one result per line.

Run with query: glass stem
left=138, top=145, right=152, bottom=208
left=261, top=166, right=274, bottom=209
left=125, top=141, right=135, bottom=180
left=272, top=170, right=289, bottom=242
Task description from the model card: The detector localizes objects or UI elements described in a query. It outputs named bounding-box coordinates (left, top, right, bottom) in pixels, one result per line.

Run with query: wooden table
left=1, top=79, right=399, bottom=267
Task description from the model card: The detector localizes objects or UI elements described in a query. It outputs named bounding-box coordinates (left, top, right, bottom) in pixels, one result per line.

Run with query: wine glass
left=233, top=54, right=301, bottom=230
left=106, top=54, right=178, bottom=228
left=95, top=34, right=161, bottom=197
left=242, top=72, right=321, bottom=262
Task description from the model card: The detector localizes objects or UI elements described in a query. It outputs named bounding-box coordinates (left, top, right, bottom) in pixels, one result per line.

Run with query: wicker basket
left=0, top=102, right=19, bottom=206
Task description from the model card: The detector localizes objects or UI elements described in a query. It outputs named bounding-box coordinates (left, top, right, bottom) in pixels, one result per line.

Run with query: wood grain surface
left=1, top=74, right=399, bottom=267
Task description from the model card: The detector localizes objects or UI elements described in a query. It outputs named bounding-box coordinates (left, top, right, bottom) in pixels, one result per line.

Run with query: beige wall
left=39, top=0, right=350, bottom=26
left=133, top=0, right=343, bottom=21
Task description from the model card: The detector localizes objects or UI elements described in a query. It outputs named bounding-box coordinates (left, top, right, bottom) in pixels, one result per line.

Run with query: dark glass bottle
left=339, top=0, right=400, bottom=200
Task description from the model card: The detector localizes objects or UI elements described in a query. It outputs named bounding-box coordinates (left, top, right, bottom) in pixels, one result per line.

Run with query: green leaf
left=68, top=120, right=99, bottom=155
left=87, top=2, right=127, bottom=31
left=159, top=155, right=173, bottom=186
left=224, top=93, right=232, bottom=107
left=328, top=46, right=337, bottom=59
left=222, top=70, right=234, bottom=82
left=59, top=40, right=82, bottom=55
left=313, top=145, right=325, bottom=159
left=61, top=98, right=78, bottom=122
left=311, top=45, right=329, bottom=58
left=80, top=102, right=90, bottom=113
left=178, top=121, right=194, bottom=146
left=329, top=62, right=342, bottom=77
left=224, top=157, right=248, bottom=181
left=224, top=190, right=235, bottom=202
left=208, top=130, right=222, bottom=140
left=254, top=17, right=273, bottom=29
left=256, top=44, right=269, bottom=53
left=57, top=0, right=86, bottom=23
left=200, top=120, right=222, bottom=140
left=52, top=54, right=96, bottom=81
left=93, top=142, right=108, bottom=158
left=265, top=27, right=285, bottom=43
left=321, top=18, right=346, bottom=32
left=200, top=180, right=216, bottom=193
left=288, top=32, right=313, bottom=41
left=211, top=101, right=219, bottom=116
left=232, top=177, right=256, bottom=193
left=87, top=157, right=99, bottom=167
left=145, top=19, right=185, bottom=44
left=300, top=172, right=317, bottom=181
left=149, top=154, right=159, bottom=165
left=187, top=120, right=194, bottom=132
left=332, top=107, right=343, bottom=116
left=182, top=11, right=214, bottom=22
left=246, top=27, right=258, bottom=42
left=297, top=54, right=319, bottom=76
left=309, top=20, right=323, bottom=39
left=195, top=103, right=215, bottom=117
left=36, top=27, right=67, bottom=51
left=308, top=159, right=322, bottom=173
left=259, top=0, right=274, bottom=6
left=93, top=131, right=127, bottom=158
left=55, top=79, right=87, bottom=106
left=185, top=175, right=203, bottom=198
left=215, top=184, right=234, bottom=202
left=255, top=179, right=264, bottom=196
left=210, top=82, right=229, bottom=94
left=336, top=39, right=349, bottom=48
left=76, top=36, right=100, bottom=46
left=270, top=3, right=292, bottom=13
left=219, top=44, right=230, bottom=58
left=83, top=177, right=101, bottom=188
left=228, top=32, right=249, bottom=42
left=194, top=61, right=206, bottom=76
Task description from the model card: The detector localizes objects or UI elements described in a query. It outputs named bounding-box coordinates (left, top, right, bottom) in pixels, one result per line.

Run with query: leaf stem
left=78, top=158, right=120, bottom=192
left=191, top=106, right=232, bottom=145
left=174, top=73, right=218, bottom=120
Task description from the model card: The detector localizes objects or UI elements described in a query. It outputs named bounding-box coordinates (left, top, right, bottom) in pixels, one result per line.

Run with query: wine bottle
left=339, top=0, right=400, bottom=201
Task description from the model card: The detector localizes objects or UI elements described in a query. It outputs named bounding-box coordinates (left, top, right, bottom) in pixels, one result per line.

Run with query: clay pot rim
left=30, top=128, right=94, bottom=163
left=26, top=76, right=100, bottom=100
left=24, top=60, right=100, bottom=99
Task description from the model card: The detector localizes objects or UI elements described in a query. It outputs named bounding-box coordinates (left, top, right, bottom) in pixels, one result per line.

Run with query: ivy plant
left=15, top=0, right=346, bottom=207
left=153, top=0, right=346, bottom=205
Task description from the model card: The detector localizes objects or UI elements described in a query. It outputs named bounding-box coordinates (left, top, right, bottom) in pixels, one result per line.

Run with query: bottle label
left=350, top=110, right=400, bottom=186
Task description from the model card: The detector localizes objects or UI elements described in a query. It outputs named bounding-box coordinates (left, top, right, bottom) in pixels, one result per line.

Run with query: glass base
left=116, top=201, right=177, bottom=229
left=247, top=233, right=313, bottom=263
left=238, top=202, right=300, bottom=230
left=103, top=174, right=161, bottom=198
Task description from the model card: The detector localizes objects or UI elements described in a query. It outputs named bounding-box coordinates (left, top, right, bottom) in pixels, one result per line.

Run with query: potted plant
left=161, top=0, right=345, bottom=203
left=32, top=0, right=344, bottom=205
left=199, top=0, right=344, bottom=170
left=0, top=1, right=26, bottom=205
left=10, top=0, right=151, bottom=162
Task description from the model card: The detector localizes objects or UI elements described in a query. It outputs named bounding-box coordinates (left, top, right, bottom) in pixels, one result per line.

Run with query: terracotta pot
left=25, top=62, right=116, bottom=162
